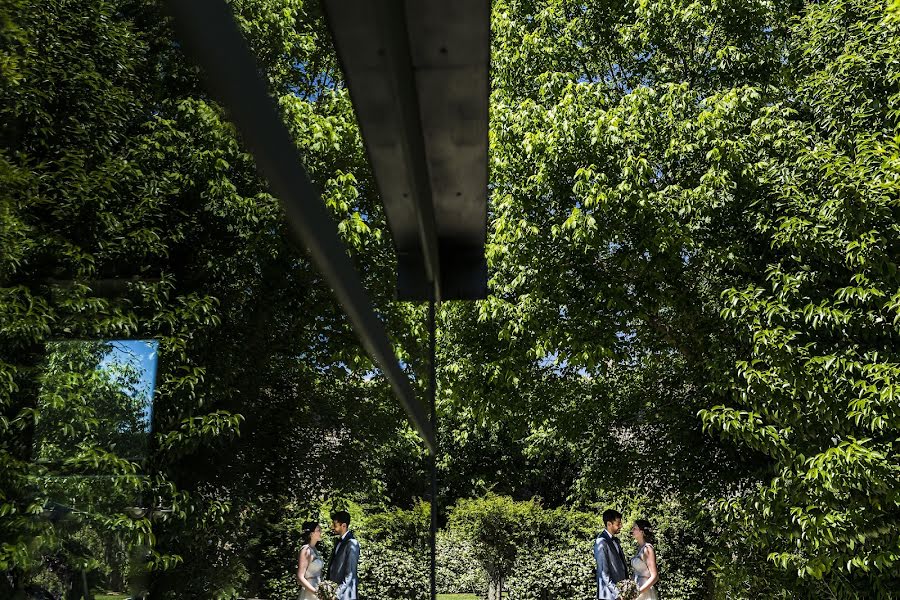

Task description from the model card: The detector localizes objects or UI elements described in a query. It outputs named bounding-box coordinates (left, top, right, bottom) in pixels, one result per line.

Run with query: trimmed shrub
left=358, top=541, right=429, bottom=600
left=507, top=546, right=596, bottom=600
left=446, top=495, right=602, bottom=599
left=436, top=531, right=486, bottom=594
left=446, top=495, right=545, bottom=594
left=360, top=500, right=431, bottom=553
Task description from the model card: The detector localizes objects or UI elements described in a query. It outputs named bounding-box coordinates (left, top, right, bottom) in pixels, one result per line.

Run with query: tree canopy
left=2, top=0, right=898, bottom=598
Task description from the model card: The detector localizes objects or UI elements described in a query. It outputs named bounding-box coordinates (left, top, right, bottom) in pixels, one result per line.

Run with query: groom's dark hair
left=602, top=509, right=622, bottom=525
left=331, top=510, right=352, bottom=526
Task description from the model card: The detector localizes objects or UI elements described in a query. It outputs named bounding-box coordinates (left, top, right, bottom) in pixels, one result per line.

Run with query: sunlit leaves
left=702, top=0, right=900, bottom=588
left=482, top=0, right=899, bottom=594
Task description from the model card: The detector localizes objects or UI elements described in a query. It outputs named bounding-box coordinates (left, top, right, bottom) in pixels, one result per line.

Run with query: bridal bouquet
left=316, top=581, right=338, bottom=600
left=616, top=579, right=639, bottom=600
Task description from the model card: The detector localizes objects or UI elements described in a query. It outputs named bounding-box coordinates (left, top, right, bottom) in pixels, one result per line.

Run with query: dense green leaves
left=701, top=1, right=900, bottom=587
left=1, top=0, right=420, bottom=596
left=462, top=0, right=900, bottom=596
left=3, top=0, right=899, bottom=597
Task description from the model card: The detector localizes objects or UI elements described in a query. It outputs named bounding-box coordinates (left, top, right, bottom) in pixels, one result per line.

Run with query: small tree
left=447, top=495, right=547, bottom=600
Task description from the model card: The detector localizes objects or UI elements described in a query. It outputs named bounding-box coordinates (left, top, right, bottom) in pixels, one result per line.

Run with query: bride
left=297, top=521, right=324, bottom=600
left=630, top=519, right=659, bottom=600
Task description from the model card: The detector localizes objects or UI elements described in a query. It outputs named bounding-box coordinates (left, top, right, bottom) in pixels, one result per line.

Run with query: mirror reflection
left=33, top=340, right=158, bottom=467
left=26, top=340, right=158, bottom=600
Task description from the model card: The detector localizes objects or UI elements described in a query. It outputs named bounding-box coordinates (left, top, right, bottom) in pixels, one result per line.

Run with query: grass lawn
left=94, top=593, right=125, bottom=600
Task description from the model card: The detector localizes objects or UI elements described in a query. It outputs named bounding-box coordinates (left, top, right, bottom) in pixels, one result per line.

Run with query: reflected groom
left=594, top=509, right=628, bottom=599
left=327, top=511, right=359, bottom=600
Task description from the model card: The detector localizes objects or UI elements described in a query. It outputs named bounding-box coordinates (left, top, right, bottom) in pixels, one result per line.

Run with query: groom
left=327, top=511, right=359, bottom=600
left=594, top=508, right=628, bottom=599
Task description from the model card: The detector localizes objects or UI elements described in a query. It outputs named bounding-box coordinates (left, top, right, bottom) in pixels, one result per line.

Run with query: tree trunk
left=488, top=577, right=504, bottom=600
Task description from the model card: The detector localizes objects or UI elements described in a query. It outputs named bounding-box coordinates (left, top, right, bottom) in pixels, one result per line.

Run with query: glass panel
left=27, top=340, right=158, bottom=599
left=33, top=340, right=158, bottom=468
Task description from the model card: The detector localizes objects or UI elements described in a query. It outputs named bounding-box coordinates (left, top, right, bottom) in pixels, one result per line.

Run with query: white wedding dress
left=299, top=545, right=324, bottom=600
left=631, top=543, right=659, bottom=600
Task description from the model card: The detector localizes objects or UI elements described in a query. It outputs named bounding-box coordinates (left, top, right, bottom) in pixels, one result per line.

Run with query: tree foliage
left=703, top=0, right=900, bottom=589
left=456, top=0, right=900, bottom=595
left=1, top=0, right=423, bottom=596
left=3, top=0, right=899, bottom=598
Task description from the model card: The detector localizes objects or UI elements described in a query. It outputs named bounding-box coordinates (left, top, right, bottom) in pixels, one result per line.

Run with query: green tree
left=1, top=0, right=426, bottom=597
left=457, top=0, right=899, bottom=596
left=448, top=495, right=550, bottom=600
left=701, top=1, right=900, bottom=594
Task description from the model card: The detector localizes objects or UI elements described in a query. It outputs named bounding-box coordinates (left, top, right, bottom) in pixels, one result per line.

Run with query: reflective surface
left=33, top=340, right=158, bottom=467
left=26, top=340, right=158, bottom=599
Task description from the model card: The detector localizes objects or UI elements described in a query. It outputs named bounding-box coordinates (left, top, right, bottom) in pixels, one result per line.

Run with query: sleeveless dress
left=631, top=543, right=659, bottom=600
left=299, top=545, right=324, bottom=600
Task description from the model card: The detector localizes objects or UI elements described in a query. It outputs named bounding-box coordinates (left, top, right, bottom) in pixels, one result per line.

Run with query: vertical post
left=428, top=297, right=437, bottom=600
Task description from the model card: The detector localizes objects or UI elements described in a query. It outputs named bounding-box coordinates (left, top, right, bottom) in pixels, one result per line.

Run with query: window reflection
left=28, top=340, right=158, bottom=600
left=33, top=340, right=157, bottom=467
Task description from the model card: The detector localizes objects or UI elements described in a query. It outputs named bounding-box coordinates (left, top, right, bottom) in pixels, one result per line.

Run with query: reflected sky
left=100, top=340, right=159, bottom=423
left=34, top=339, right=160, bottom=465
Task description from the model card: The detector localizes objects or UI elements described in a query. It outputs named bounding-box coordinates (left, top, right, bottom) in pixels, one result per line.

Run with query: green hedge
left=325, top=496, right=708, bottom=600
left=358, top=541, right=429, bottom=600
left=507, top=546, right=596, bottom=600
left=436, top=532, right=487, bottom=595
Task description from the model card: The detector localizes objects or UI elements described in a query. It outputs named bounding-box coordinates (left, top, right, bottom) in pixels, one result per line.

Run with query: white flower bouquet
left=616, top=578, right=639, bottom=600
left=316, top=580, right=338, bottom=600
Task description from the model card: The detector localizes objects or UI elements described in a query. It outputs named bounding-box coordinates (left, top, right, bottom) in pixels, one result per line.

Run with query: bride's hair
left=634, top=519, right=656, bottom=545
left=300, top=521, right=320, bottom=547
